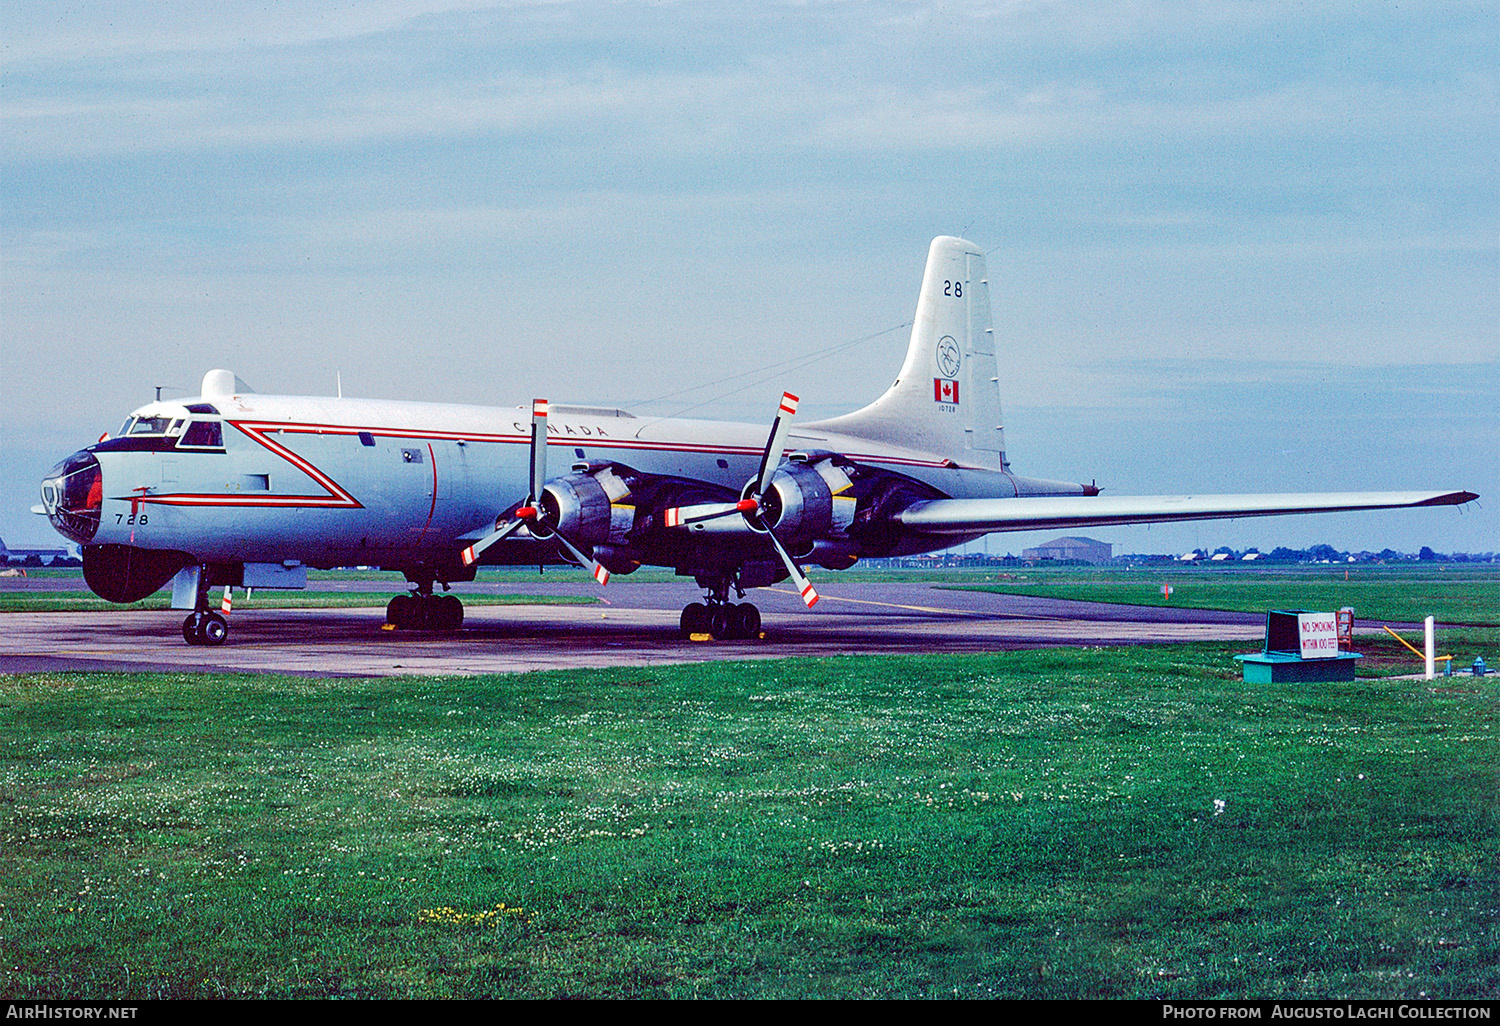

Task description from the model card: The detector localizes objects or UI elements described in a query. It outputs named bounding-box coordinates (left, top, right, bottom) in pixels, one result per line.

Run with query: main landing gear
left=387, top=592, right=464, bottom=631
left=679, top=575, right=761, bottom=641
left=182, top=563, right=228, bottom=646
left=386, top=571, right=464, bottom=632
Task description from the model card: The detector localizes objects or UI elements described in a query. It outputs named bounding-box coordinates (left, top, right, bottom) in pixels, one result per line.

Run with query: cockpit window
left=179, top=420, right=223, bottom=448
left=125, top=416, right=175, bottom=435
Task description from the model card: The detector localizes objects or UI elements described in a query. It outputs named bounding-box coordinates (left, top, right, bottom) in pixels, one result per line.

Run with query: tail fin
left=805, top=236, right=1006, bottom=470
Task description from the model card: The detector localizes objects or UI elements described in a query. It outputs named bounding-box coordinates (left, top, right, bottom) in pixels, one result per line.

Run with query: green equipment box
left=1235, top=610, right=1362, bottom=683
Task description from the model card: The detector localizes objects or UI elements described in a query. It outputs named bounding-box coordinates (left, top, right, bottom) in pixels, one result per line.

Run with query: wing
left=895, top=490, right=1479, bottom=536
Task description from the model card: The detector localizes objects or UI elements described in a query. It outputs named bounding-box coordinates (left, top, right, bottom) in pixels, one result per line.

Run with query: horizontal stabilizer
left=896, top=490, right=1479, bottom=536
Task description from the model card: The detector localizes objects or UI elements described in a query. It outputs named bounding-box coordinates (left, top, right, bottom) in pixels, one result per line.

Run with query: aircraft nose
left=41, top=450, right=103, bottom=544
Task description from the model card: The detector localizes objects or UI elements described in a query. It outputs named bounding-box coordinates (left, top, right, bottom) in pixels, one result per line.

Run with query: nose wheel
left=180, top=563, right=230, bottom=646
left=182, top=610, right=228, bottom=646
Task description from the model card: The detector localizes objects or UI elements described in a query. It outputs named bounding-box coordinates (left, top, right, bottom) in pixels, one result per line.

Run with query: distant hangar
left=1022, top=536, right=1112, bottom=564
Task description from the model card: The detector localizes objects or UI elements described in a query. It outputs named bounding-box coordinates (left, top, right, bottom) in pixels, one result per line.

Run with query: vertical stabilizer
left=805, top=236, right=1006, bottom=469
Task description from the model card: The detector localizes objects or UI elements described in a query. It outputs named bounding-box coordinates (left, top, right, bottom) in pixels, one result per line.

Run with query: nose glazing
left=42, top=450, right=103, bottom=544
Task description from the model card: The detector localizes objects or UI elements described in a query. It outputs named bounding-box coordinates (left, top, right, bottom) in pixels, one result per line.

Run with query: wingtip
left=1423, top=490, right=1480, bottom=507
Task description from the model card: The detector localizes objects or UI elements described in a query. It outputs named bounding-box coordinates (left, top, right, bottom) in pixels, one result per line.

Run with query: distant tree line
left=1115, top=545, right=1495, bottom=565
left=868, top=546, right=1497, bottom=568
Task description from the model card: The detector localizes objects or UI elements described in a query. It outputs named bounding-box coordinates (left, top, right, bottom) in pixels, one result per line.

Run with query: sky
left=2, top=0, right=1496, bottom=558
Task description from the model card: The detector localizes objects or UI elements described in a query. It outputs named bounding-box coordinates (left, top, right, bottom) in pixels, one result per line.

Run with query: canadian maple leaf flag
left=933, top=378, right=959, bottom=404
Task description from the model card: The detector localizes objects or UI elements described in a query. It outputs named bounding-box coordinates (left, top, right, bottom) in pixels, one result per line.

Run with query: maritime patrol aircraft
left=37, top=236, right=1477, bottom=645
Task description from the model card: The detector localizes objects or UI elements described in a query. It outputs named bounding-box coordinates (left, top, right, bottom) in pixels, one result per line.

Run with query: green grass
left=2, top=647, right=1496, bottom=999
left=945, top=565, right=1500, bottom=625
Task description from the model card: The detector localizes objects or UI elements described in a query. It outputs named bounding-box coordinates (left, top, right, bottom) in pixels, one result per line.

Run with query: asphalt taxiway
left=0, top=580, right=1269, bottom=677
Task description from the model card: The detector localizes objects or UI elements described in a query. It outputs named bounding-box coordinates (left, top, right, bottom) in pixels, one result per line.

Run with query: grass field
left=2, top=646, right=1496, bottom=999
left=944, top=565, right=1500, bottom=626
left=941, top=565, right=1500, bottom=678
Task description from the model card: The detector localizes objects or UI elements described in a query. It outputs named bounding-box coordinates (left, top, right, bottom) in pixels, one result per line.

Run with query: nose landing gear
left=181, top=563, right=229, bottom=646
left=182, top=609, right=228, bottom=646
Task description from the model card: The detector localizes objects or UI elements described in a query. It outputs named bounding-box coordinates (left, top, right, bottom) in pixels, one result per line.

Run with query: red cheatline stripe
left=139, top=494, right=354, bottom=508
left=227, top=421, right=362, bottom=508
left=230, top=417, right=955, bottom=467
left=134, top=412, right=960, bottom=513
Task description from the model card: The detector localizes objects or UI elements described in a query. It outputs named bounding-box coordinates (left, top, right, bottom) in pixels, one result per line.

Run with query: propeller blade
left=754, top=391, right=799, bottom=497
left=528, top=398, right=549, bottom=501
left=462, top=399, right=555, bottom=567
left=663, top=498, right=758, bottom=529
left=459, top=515, right=530, bottom=565
left=764, top=529, right=819, bottom=607
left=553, top=532, right=610, bottom=586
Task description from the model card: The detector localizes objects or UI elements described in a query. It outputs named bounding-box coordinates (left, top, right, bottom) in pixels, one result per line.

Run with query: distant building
left=0, top=537, right=72, bottom=565
left=1022, top=536, right=1112, bottom=564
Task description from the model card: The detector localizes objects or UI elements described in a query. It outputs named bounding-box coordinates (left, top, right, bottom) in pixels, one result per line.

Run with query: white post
left=1424, top=616, right=1435, bottom=680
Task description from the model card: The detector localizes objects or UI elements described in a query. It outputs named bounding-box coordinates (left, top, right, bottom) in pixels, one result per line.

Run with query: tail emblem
left=934, top=378, right=959, bottom=404
left=936, top=335, right=962, bottom=377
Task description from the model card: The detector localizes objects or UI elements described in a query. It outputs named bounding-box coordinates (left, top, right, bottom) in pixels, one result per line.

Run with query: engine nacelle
left=758, top=454, right=857, bottom=545
left=802, top=539, right=860, bottom=570
left=538, top=464, right=636, bottom=546
left=591, top=543, right=641, bottom=576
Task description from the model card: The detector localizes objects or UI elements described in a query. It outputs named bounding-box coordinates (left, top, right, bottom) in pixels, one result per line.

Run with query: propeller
left=662, top=391, right=819, bottom=607
left=460, top=399, right=611, bottom=585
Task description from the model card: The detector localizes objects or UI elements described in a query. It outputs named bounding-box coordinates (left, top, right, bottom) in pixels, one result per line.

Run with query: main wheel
left=680, top=602, right=709, bottom=636
left=183, top=612, right=205, bottom=645
left=708, top=604, right=734, bottom=640
left=735, top=602, right=761, bottom=639
left=435, top=595, right=464, bottom=631
left=387, top=594, right=415, bottom=629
